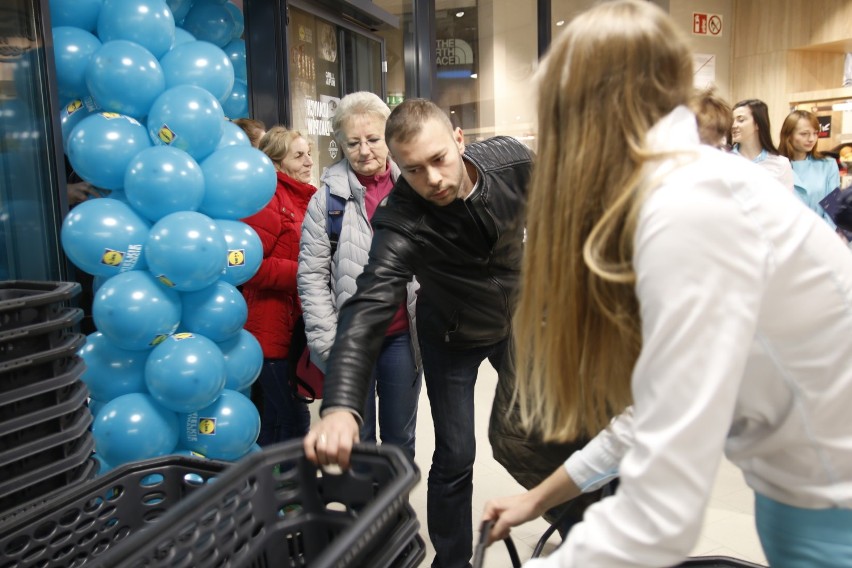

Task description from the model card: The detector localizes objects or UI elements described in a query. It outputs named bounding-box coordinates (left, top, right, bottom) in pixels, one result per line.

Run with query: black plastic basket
left=0, top=333, right=86, bottom=395
left=0, top=456, right=229, bottom=568
left=0, top=376, right=89, bottom=441
left=0, top=307, right=83, bottom=363
left=0, top=281, right=81, bottom=333
left=76, top=441, right=420, bottom=568
left=0, top=356, right=85, bottom=425
left=0, top=403, right=92, bottom=479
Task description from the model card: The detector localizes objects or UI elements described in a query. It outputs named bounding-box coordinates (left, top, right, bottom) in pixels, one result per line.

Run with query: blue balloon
left=93, top=453, right=114, bottom=476
left=85, top=40, right=166, bottom=119
left=215, top=219, right=262, bottom=285
left=167, top=0, right=194, bottom=21
left=147, top=85, right=225, bottom=161
left=50, top=0, right=104, bottom=32
left=171, top=27, right=196, bottom=48
left=59, top=96, right=99, bottom=148
left=124, top=146, right=205, bottom=222
left=160, top=41, right=235, bottom=102
left=97, top=0, right=175, bottom=59
left=104, top=189, right=130, bottom=204
left=61, top=198, right=150, bottom=276
left=92, top=274, right=109, bottom=293
left=88, top=398, right=106, bottom=418
left=223, top=39, right=246, bottom=81
left=224, top=3, right=244, bottom=39
left=217, top=329, right=262, bottom=392
left=221, top=78, right=248, bottom=119
left=216, top=120, right=250, bottom=150
left=179, top=390, right=260, bottom=460
left=182, top=3, right=235, bottom=48
left=92, top=271, right=182, bottom=350
left=67, top=112, right=152, bottom=190
left=145, top=211, right=227, bottom=291
left=180, top=280, right=247, bottom=342
left=93, top=393, right=179, bottom=466
left=53, top=27, right=101, bottom=101
left=199, top=146, right=276, bottom=219
left=170, top=448, right=206, bottom=458
left=145, top=333, right=227, bottom=413
left=79, top=331, right=150, bottom=401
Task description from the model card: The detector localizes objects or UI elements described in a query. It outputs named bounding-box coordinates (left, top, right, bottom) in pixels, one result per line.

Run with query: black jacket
left=320, top=136, right=533, bottom=417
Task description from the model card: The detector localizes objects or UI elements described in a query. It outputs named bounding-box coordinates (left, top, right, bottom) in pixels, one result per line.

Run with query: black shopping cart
left=473, top=518, right=767, bottom=568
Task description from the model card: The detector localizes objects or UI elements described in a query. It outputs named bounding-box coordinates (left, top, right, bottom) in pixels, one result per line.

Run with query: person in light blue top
left=779, top=109, right=840, bottom=228
left=730, top=99, right=794, bottom=190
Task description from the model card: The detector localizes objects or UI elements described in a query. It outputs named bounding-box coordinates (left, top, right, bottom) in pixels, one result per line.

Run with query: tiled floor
left=404, top=361, right=768, bottom=567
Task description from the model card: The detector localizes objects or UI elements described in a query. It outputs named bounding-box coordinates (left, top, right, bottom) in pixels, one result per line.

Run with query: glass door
left=286, top=4, right=385, bottom=184
left=0, top=0, right=66, bottom=280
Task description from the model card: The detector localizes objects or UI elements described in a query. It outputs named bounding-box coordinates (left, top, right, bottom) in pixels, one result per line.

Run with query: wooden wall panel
left=732, top=0, right=852, bottom=143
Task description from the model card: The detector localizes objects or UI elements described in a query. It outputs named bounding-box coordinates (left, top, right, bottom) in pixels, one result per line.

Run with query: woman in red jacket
left=243, top=126, right=316, bottom=445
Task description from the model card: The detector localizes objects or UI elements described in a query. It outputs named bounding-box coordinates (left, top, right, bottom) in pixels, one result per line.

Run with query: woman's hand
left=482, top=466, right=583, bottom=546
left=482, top=492, right=543, bottom=545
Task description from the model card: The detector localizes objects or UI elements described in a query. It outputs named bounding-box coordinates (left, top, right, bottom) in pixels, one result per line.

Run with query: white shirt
left=527, top=107, right=852, bottom=567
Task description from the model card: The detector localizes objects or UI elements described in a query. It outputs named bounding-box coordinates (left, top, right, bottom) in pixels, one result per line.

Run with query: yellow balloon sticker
left=100, top=249, right=125, bottom=266
left=66, top=99, right=83, bottom=114
left=157, top=124, right=176, bottom=145
left=173, top=332, right=194, bottom=341
left=157, top=274, right=175, bottom=287
left=198, top=418, right=217, bottom=435
left=101, top=112, right=121, bottom=119
left=227, top=249, right=246, bottom=267
left=149, top=334, right=169, bottom=347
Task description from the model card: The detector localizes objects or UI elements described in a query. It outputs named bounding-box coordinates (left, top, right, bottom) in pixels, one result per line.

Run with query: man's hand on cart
left=303, top=409, right=361, bottom=470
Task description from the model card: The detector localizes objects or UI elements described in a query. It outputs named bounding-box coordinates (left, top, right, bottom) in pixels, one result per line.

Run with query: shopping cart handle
left=473, top=519, right=522, bottom=568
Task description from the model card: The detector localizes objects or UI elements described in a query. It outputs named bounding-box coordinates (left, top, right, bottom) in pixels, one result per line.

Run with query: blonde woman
left=242, top=126, right=315, bottom=445
left=483, top=1, right=852, bottom=566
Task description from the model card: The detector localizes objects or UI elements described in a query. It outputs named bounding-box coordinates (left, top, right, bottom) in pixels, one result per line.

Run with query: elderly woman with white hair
left=297, top=92, right=421, bottom=460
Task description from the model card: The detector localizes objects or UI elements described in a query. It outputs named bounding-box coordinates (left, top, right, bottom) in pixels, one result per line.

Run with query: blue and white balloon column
left=52, top=0, right=265, bottom=472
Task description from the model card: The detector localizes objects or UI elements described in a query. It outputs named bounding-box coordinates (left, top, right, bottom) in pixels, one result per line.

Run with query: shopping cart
left=472, top=519, right=767, bottom=567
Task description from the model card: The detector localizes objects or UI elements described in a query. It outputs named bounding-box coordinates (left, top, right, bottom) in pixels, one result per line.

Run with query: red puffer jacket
left=241, top=171, right=316, bottom=358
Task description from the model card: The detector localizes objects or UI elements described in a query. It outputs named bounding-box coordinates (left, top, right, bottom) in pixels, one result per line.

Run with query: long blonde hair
left=515, top=0, right=695, bottom=441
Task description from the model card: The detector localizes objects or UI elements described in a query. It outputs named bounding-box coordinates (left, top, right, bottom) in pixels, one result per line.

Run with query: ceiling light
left=556, top=20, right=565, bottom=26
left=456, top=11, right=464, bottom=17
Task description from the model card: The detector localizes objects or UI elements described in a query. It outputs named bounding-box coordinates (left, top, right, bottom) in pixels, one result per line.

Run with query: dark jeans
left=420, top=337, right=509, bottom=568
left=361, top=332, right=422, bottom=461
left=256, top=358, right=310, bottom=446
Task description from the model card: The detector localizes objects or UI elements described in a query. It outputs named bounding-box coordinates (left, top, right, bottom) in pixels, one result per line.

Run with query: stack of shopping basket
left=0, top=280, right=94, bottom=519
left=0, top=441, right=424, bottom=567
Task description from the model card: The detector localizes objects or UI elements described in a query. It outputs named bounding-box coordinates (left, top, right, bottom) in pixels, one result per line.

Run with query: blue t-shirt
left=791, top=155, right=839, bottom=227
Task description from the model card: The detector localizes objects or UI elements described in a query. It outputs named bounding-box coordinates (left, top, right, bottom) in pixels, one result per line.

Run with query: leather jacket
left=321, top=136, right=533, bottom=417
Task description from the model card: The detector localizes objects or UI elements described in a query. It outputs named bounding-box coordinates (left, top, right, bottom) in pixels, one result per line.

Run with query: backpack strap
left=326, top=185, right=347, bottom=257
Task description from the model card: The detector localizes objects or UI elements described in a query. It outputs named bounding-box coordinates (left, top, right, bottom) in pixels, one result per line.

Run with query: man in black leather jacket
left=304, top=99, right=532, bottom=568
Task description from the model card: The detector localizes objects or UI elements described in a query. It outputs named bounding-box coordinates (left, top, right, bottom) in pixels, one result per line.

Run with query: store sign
left=436, top=39, right=474, bottom=66
left=693, top=13, right=723, bottom=37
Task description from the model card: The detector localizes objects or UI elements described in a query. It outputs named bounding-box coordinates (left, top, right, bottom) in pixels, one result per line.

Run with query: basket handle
left=473, top=519, right=522, bottom=568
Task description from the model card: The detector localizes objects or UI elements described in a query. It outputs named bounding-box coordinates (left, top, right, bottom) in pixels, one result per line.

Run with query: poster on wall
left=288, top=8, right=342, bottom=183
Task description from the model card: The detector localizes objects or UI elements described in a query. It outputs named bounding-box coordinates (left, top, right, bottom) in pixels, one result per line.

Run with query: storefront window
left=435, top=0, right=539, bottom=147
left=286, top=6, right=386, bottom=184
left=0, top=0, right=65, bottom=280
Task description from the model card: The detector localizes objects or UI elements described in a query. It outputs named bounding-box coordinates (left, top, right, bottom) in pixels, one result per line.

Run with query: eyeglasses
left=344, top=137, right=384, bottom=151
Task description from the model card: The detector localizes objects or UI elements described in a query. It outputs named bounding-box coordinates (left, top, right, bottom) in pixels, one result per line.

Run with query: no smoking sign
left=693, top=12, right=723, bottom=37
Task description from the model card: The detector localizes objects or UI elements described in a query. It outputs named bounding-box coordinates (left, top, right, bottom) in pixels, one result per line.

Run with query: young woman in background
left=731, top=99, right=794, bottom=190
left=779, top=109, right=841, bottom=227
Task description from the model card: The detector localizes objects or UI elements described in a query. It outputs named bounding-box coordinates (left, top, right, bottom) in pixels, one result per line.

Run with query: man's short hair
left=385, top=98, right=454, bottom=148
